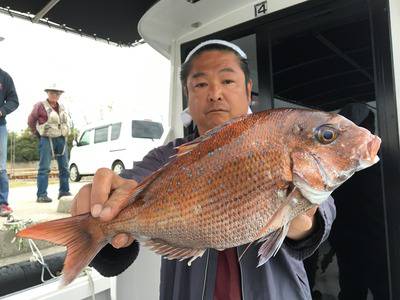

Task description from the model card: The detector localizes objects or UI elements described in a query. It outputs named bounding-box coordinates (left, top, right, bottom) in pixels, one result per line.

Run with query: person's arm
left=283, top=196, right=336, bottom=260
left=0, top=73, right=19, bottom=117
left=27, top=103, right=42, bottom=135
left=89, top=145, right=172, bottom=277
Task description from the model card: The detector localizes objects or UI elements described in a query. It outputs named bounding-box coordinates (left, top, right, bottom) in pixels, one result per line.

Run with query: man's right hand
left=70, top=168, right=138, bottom=249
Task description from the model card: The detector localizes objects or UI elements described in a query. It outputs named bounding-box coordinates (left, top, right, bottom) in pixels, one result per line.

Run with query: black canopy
left=0, top=0, right=158, bottom=46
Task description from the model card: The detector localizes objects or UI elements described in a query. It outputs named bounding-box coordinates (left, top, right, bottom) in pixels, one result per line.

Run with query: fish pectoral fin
left=257, top=223, right=289, bottom=267
left=144, top=238, right=206, bottom=266
left=256, top=187, right=314, bottom=266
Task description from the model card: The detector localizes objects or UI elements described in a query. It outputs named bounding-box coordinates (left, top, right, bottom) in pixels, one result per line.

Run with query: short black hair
left=180, top=43, right=251, bottom=95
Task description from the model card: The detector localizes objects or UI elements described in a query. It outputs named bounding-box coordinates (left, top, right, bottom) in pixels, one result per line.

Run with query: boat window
left=268, top=7, right=388, bottom=299
left=231, top=34, right=259, bottom=110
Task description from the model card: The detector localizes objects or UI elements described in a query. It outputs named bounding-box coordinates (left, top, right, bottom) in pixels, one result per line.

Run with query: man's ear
left=246, top=79, right=253, bottom=104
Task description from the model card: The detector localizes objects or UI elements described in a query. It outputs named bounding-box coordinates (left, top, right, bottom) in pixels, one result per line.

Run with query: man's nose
left=208, top=83, right=222, bottom=101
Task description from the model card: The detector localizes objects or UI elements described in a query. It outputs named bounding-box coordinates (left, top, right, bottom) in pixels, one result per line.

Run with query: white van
left=69, top=118, right=168, bottom=181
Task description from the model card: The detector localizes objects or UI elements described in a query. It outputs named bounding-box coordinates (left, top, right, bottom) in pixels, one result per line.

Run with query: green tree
left=7, top=129, right=39, bottom=162
left=66, top=127, right=80, bottom=156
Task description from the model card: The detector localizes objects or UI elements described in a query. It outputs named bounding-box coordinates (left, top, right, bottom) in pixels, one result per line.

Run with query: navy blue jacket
left=91, top=136, right=336, bottom=300
left=0, top=68, right=19, bottom=125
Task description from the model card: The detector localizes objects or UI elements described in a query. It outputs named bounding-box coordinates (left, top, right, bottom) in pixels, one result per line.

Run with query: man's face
left=186, top=50, right=252, bottom=135
left=47, top=90, right=62, bottom=104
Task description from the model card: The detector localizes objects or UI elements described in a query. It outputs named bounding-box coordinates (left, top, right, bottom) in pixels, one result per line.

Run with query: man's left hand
left=286, top=206, right=318, bottom=240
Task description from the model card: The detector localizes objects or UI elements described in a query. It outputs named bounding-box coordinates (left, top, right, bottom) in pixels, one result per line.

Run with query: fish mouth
left=368, top=135, right=381, bottom=157
left=357, top=135, right=381, bottom=171
left=357, top=155, right=380, bottom=171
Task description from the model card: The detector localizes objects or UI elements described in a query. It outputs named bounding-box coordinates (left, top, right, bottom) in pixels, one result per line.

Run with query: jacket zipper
left=201, top=250, right=210, bottom=300
left=237, top=247, right=245, bottom=300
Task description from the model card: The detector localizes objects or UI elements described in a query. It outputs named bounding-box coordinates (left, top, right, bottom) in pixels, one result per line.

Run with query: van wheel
left=112, top=161, right=125, bottom=175
left=69, top=164, right=82, bottom=182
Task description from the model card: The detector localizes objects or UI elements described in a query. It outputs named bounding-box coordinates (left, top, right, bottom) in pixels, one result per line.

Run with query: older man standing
left=28, top=83, right=72, bottom=203
left=0, top=68, right=19, bottom=217
left=71, top=40, right=336, bottom=299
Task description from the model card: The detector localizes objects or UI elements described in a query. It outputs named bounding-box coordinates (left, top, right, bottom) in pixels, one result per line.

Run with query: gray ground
left=0, top=179, right=90, bottom=267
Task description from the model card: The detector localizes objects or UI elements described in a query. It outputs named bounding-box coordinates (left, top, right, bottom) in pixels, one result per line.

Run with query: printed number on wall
left=254, top=1, right=268, bottom=17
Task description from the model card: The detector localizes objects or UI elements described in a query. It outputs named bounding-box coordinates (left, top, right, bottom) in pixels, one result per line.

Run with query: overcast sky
left=0, top=13, right=171, bottom=133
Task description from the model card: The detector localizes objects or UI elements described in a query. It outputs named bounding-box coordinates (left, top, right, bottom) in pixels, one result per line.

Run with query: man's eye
left=194, top=82, right=207, bottom=88
left=222, top=79, right=234, bottom=85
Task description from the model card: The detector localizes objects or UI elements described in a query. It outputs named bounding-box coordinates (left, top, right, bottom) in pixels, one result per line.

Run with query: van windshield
left=132, top=120, right=163, bottom=139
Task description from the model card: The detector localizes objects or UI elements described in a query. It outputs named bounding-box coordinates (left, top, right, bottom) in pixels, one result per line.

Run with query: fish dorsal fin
left=172, top=114, right=248, bottom=158
left=173, top=141, right=201, bottom=158
left=130, top=114, right=253, bottom=203
left=127, top=162, right=173, bottom=204
left=144, top=238, right=206, bottom=266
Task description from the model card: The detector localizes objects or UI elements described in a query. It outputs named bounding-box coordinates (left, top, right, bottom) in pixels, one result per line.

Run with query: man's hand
left=70, top=168, right=137, bottom=249
left=286, top=206, right=318, bottom=240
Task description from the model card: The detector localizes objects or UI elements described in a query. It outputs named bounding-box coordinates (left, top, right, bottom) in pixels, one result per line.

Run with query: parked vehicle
left=69, top=118, right=168, bottom=181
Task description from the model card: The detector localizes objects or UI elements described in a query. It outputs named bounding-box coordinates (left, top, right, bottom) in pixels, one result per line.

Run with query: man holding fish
left=76, top=40, right=335, bottom=299
left=19, top=40, right=381, bottom=299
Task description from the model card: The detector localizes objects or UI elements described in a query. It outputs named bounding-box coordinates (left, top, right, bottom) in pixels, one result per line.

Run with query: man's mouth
left=207, top=109, right=228, bottom=114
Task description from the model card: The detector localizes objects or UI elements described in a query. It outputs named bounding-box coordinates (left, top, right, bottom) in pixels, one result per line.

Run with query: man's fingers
left=111, top=233, right=135, bottom=249
left=99, top=179, right=138, bottom=222
left=70, top=183, right=92, bottom=216
left=91, top=168, right=124, bottom=217
left=76, top=184, right=92, bottom=214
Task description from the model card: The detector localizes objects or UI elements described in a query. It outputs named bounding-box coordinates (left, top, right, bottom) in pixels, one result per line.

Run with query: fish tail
left=17, top=213, right=107, bottom=286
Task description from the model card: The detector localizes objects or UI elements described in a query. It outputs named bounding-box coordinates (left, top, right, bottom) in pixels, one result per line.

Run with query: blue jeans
left=37, top=136, right=70, bottom=197
left=0, top=125, right=9, bottom=205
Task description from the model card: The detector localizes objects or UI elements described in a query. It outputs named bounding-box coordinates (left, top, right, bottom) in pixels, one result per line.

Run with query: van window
left=78, top=130, right=91, bottom=146
left=111, top=123, right=122, bottom=140
left=131, top=120, right=163, bottom=139
left=94, top=126, right=109, bottom=143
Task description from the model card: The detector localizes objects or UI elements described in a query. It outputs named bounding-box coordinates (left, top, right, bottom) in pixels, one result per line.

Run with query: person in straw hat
left=28, top=83, right=72, bottom=203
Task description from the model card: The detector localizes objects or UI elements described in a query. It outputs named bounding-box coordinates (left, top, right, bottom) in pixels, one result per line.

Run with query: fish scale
left=107, top=114, right=295, bottom=249
left=17, top=108, right=381, bottom=286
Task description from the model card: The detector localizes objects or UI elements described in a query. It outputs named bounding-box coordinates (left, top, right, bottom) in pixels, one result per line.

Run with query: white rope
left=9, top=218, right=96, bottom=299
left=27, top=241, right=96, bottom=299
left=27, top=239, right=59, bottom=282
left=83, top=267, right=96, bottom=300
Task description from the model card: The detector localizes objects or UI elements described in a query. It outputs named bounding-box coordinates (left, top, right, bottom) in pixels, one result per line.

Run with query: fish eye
left=315, top=125, right=338, bottom=144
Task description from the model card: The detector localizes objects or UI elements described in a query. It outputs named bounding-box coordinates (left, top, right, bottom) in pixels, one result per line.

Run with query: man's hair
left=180, top=43, right=251, bottom=95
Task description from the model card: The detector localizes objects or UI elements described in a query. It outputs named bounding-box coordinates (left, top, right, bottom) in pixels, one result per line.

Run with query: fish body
left=17, top=108, right=381, bottom=285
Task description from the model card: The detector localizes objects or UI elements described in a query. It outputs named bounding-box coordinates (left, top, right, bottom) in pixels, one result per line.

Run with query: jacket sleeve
left=27, top=103, right=41, bottom=135
left=282, top=196, right=336, bottom=260
left=0, top=73, right=19, bottom=116
left=90, top=144, right=173, bottom=277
